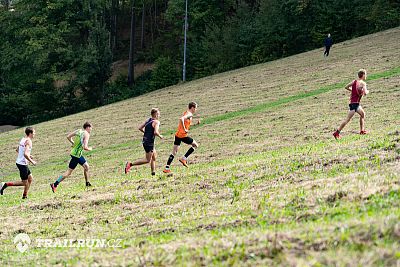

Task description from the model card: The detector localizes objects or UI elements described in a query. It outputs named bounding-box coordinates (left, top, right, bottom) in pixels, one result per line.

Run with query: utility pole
left=182, top=0, right=188, bottom=82
left=128, top=0, right=136, bottom=86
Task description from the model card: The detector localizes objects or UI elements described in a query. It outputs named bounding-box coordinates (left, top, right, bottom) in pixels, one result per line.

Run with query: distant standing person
left=324, top=33, right=333, bottom=57
left=163, top=102, right=200, bottom=174
left=333, top=69, right=369, bottom=139
left=50, top=122, right=93, bottom=192
left=0, top=127, right=36, bottom=199
left=125, top=108, right=163, bottom=176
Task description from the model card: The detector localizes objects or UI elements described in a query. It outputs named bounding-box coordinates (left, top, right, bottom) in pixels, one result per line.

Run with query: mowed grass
left=1, top=27, right=400, bottom=266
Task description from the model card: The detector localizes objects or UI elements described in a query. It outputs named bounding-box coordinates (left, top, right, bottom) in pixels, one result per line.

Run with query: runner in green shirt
left=50, top=122, right=93, bottom=192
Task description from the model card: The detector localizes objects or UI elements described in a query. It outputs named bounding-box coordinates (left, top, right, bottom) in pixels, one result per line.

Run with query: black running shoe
left=0, top=182, right=6, bottom=195
left=50, top=183, right=56, bottom=193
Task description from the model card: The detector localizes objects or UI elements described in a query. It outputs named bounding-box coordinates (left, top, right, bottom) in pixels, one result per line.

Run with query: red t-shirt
left=350, top=80, right=363, bottom=104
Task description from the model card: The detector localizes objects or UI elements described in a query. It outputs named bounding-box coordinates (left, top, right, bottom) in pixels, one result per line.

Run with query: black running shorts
left=143, top=144, right=154, bottom=153
left=16, top=163, right=31, bottom=180
left=349, top=103, right=360, bottom=111
left=174, top=136, right=194, bottom=146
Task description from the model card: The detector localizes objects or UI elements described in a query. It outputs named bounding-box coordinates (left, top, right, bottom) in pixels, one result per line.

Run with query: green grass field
left=1, top=27, right=400, bottom=266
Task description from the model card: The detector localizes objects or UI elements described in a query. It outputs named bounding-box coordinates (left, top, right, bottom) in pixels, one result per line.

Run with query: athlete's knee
left=28, top=175, right=33, bottom=183
left=64, top=169, right=73, bottom=177
left=192, top=141, right=199, bottom=148
left=22, top=180, right=28, bottom=186
left=83, top=164, right=90, bottom=172
left=143, top=155, right=150, bottom=163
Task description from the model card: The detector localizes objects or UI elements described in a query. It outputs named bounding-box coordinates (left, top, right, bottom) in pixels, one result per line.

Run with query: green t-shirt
left=70, top=130, right=85, bottom=158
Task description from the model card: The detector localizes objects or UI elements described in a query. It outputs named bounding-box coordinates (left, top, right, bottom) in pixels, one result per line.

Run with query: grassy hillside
left=1, top=27, right=400, bottom=266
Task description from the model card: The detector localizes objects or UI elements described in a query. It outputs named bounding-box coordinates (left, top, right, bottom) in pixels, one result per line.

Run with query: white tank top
left=16, top=138, right=31, bottom=165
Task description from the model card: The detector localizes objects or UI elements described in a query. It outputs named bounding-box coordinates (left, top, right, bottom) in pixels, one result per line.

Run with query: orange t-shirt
left=175, top=111, right=192, bottom=138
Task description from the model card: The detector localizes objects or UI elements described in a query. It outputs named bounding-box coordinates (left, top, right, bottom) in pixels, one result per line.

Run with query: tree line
left=0, top=0, right=399, bottom=125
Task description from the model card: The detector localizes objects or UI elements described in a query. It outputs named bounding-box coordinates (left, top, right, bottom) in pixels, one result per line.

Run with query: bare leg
left=22, top=180, right=29, bottom=197
left=172, top=145, right=179, bottom=156
left=191, top=140, right=199, bottom=149
left=0, top=180, right=25, bottom=196
left=28, top=175, right=33, bottom=187
left=6, top=181, right=25, bottom=186
left=132, top=152, right=153, bottom=166
left=60, top=168, right=74, bottom=182
left=338, top=110, right=356, bottom=132
left=357, top=107, right=366, bottom=132
left=24, top=174, right=33, bottom=196
left=151, top=150, right=157, bottom=173
left=83, top=163, right=90, bottom=183
left=59, top=168, right=74, bottom=183
left=52, top=169, right=73, bottom=191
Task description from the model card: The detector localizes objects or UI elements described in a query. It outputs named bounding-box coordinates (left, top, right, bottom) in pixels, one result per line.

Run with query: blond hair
left=358, top=69, right=366, bottom=78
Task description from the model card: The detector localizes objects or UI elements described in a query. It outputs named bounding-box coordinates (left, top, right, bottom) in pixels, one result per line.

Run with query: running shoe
left=0, top=182, right=5, bottom=195
left=125, top=161, right=132, bottom=174
left=333, top=131, right=341, bottom=139
left=50, top=183, right=56, bottom=193
left=179, top=158, right=189, bottom=168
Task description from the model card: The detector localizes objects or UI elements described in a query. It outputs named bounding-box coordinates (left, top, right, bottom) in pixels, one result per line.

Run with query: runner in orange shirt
left=163, top=102, right=200, bottom=173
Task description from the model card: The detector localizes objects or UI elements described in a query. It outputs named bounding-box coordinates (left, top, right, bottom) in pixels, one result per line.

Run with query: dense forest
left=1, top=0, right=399, bottom=125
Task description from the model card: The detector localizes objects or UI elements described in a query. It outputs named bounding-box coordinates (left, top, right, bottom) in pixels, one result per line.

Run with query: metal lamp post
left=182, top=0, right=188, bottom=82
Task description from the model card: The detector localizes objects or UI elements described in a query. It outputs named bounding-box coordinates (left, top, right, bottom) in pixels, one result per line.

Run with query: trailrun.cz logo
left=14, top=233, right=31, bottom=253
left=13, top=233, right=123, bottom=252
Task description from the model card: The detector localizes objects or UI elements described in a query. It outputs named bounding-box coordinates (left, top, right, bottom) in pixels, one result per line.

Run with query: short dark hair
left=188, top=102, right=197, bottom=109
left=83, top=121, right=92, bottom=129
left=358, top=69, right=366, bottom=78
left=25, top=127, right=34, bottom=136
left=151, top=108, right=159, bottom=116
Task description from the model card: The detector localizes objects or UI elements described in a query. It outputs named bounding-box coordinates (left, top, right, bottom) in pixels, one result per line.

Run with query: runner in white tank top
left=1, top=127, right=36, bottom=199
left=16, top=137, right=31, bottom=165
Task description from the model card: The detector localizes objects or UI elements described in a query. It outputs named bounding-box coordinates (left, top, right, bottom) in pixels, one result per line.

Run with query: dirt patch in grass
left=69, top=192, right=116, bottom=206
left=29, top=201, right=63, bottom=210
left=326, top=191, right=348, bottom=203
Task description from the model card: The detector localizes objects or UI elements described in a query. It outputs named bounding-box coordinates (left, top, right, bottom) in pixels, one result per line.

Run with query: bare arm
left=24, top=140, right=36, bottom=165
left=153, top=121, right=163, bottom=139
left=83, top=132, right=92, bottom=151
left=345, top=81, right=353, bottom=92
left=362, top=83, right=369, bottom=95
left=180, top=113, right=193, bottom=133
left=180, top=117, right=189, bottom=133
left=190, top=115, right=201, bottom=126
left=138, top=121, right=146, bottom=133
left=67, top=130, right=78, bottom=145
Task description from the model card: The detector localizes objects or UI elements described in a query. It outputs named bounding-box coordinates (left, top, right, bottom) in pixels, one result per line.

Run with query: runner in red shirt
left=333, top=69, right=369, bottom=139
